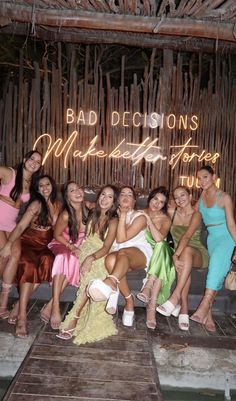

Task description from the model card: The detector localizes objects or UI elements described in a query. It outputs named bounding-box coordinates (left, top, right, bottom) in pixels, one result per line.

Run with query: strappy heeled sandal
left=8, top=303, right=19, bottom=325
left=40, top=304, right=50, bottom=324
left=190, top=293, right=214, bottom=325
left=136, top=277, right=155, bottom=304
left=56, top=315, right=79, bottom=340
left=122, top=293, right=134, bottom=327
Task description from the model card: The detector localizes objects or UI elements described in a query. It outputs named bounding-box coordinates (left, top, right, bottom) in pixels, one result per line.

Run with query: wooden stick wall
left=0, top=46, right=235, bottom=200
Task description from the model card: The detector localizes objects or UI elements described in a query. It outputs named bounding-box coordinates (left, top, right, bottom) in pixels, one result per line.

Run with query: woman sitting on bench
left=136, top=186, right=175, bottom=330
left=87, top=186, right=153, bottom=328
left=156, top=186, right=209, bottom=331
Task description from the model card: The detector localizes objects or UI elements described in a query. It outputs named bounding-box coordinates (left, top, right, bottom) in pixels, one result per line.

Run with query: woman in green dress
left=156, top=186, right=209, bottom=331
left=57, top=185, right=119, bottom=345
left=137, top=187, right=175, bottom=330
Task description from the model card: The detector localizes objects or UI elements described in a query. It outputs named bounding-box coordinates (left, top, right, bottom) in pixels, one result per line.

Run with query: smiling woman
left=57, top=184, right=119, bottom=344
left=41, top=181, right=88, bottom=330
left=0, top=150, right=42, bottom=321
left=1, top=174, right=60, bottom=338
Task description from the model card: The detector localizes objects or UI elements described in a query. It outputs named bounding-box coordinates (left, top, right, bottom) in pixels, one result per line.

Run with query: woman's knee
left=181, top=247, right=193, bottom=258
left=105, top=253, right=116, bottom=272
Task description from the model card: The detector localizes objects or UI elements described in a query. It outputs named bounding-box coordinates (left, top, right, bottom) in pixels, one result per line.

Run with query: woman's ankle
left=104, top=277, right=118, bottom=291
left=169, top=294, right=180, bottom=306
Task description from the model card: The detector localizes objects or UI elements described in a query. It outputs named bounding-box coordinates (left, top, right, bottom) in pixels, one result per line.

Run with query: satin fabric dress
left=170, top=225, right=209, bottom=269
left=60, top=232, right=118, bottom=346
left=145, top=231, right=176, bottom=305
left=16, top=226, right=54, bottom=284
left=199, top=194, right=234, bottom=290
left=48, top=229, right=85, bottom=287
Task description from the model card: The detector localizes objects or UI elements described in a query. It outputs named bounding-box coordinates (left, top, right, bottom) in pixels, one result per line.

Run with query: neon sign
left=33, top=133, right=220, bottom=169
left=66, top=108, right=199, bottom=130
left=179, top=176, right=220, bottom=188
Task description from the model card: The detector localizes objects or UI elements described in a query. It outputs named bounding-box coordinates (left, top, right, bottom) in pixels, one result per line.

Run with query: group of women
left=0, top=150, right=235, bottom=343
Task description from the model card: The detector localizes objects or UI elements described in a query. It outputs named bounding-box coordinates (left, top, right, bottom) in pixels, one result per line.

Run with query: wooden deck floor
left=3, top=304, right=162, bottom=401
left=2, top=302, right=236, bottom=401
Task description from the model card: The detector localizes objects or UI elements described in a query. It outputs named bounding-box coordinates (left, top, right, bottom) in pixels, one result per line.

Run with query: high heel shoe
left=40, top=304, right=50, bottom=324
left=56, top=315, right=79, bottom=340
left=136, top=277, right=154, bottom=304
left=87, top=275, right=120, bottom=302
left=190, top=293, right=214, bottom=325
left=178, top=314, right=189, bottom=331
left=156, top=300, right=181, bottom=317
left=146, top=304, right=156, bottom=330
left=122, top=294, right=134, bottom=327
left=106, top=290, right=119, bottom=315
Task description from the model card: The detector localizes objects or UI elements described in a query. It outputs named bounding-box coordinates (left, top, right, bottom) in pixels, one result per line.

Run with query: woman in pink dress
left=0, top=175, right=60, bottom=337
left=0, top=150, right=42, bottom=319
left=40, top=182, right=88, bottom=330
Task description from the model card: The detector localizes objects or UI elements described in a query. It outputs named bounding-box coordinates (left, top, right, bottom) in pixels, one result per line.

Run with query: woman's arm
left=0, top=166, right=14, bottom=184
left=116, top=210, right=146, bottom=244
left=223, top=194, right=236, bottom=242
left=144, top=213, right=171, bottom=242
left=0, top=200, right=40, bottom=257
left=81, top=218, right=118, bottom=274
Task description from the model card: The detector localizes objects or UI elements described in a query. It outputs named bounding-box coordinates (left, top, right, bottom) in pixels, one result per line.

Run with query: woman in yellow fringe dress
left=57, top=185, right=119, bottom=345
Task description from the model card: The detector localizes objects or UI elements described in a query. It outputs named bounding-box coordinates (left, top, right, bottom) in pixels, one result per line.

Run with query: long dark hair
left=62, top=181, right=89, bottom=243
left=88, top=185, right=119, bottom=241
left=10, top=150, right=43, bottom=202
left=148, top=186, right=169, bottom=215
left=198, top=165, right=215, bottom=175
left=18, top=174, right=57, bottom=227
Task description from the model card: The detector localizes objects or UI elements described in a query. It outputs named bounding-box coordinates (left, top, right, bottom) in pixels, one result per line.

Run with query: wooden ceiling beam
left=0, top=3, right=236, bottom=43
left=1, top=24, right=236, bottom=54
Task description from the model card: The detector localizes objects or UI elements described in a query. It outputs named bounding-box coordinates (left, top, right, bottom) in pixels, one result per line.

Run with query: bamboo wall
left=0, top=45, right=235, bottom=200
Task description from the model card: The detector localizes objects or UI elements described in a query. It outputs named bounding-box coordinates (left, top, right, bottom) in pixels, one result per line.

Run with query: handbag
left=225, top=246, right=236, bottom=291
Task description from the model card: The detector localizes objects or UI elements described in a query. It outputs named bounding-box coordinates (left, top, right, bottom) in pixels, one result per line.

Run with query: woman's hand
left=118, top=205, right=130, bottom=217
left=68, top=243, right=80, bottom=258
left=0, top=241, right=12, bottom=259
left=80, top=255, right=94, bottom=275
left=173, top=253, right=184, bottom=273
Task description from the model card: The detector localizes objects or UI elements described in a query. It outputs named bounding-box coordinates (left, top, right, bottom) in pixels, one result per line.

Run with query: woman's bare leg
left=47, top=274, right=69, bottom=329
left=105, top=249, right=146, bottom=311
left=146, top=278, right=162, bottom=329
left=16, top=282, right=35, bottom=338
left=167, top=247, right=203, bottom=308
left=0, top=233, right=21, bottom=316
left=58, top=292, right=89, bottom=337
left=8, top=283, right=39, bottom=324
left=190, top=288, right=217, bottom=325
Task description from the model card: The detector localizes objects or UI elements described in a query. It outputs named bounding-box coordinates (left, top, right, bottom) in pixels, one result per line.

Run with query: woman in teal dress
left=137, top=187, right=175, bottom=330
left=156, top=186, right=209, bottom=331
left=57, top=185, right=119, bottom=345
left=190, top=166, right=236, bottom=329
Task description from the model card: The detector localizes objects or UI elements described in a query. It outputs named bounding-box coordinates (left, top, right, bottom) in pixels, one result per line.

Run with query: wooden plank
left=12, top=377, right=158, bottom=400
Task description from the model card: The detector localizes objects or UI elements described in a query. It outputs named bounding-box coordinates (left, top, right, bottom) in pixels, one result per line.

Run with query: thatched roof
left=0, top=0, right=236, bottom=53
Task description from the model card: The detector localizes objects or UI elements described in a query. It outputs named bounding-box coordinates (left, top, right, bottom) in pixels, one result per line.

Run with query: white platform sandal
left=122, top=294, right=134, bottom=327
left=87, top=275, right=120, bottom=303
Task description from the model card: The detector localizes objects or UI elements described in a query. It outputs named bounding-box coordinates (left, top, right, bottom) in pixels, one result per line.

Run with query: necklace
left=177, top=209, right=194, bottom=217
left=23, top=177, right=31, bottom=184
